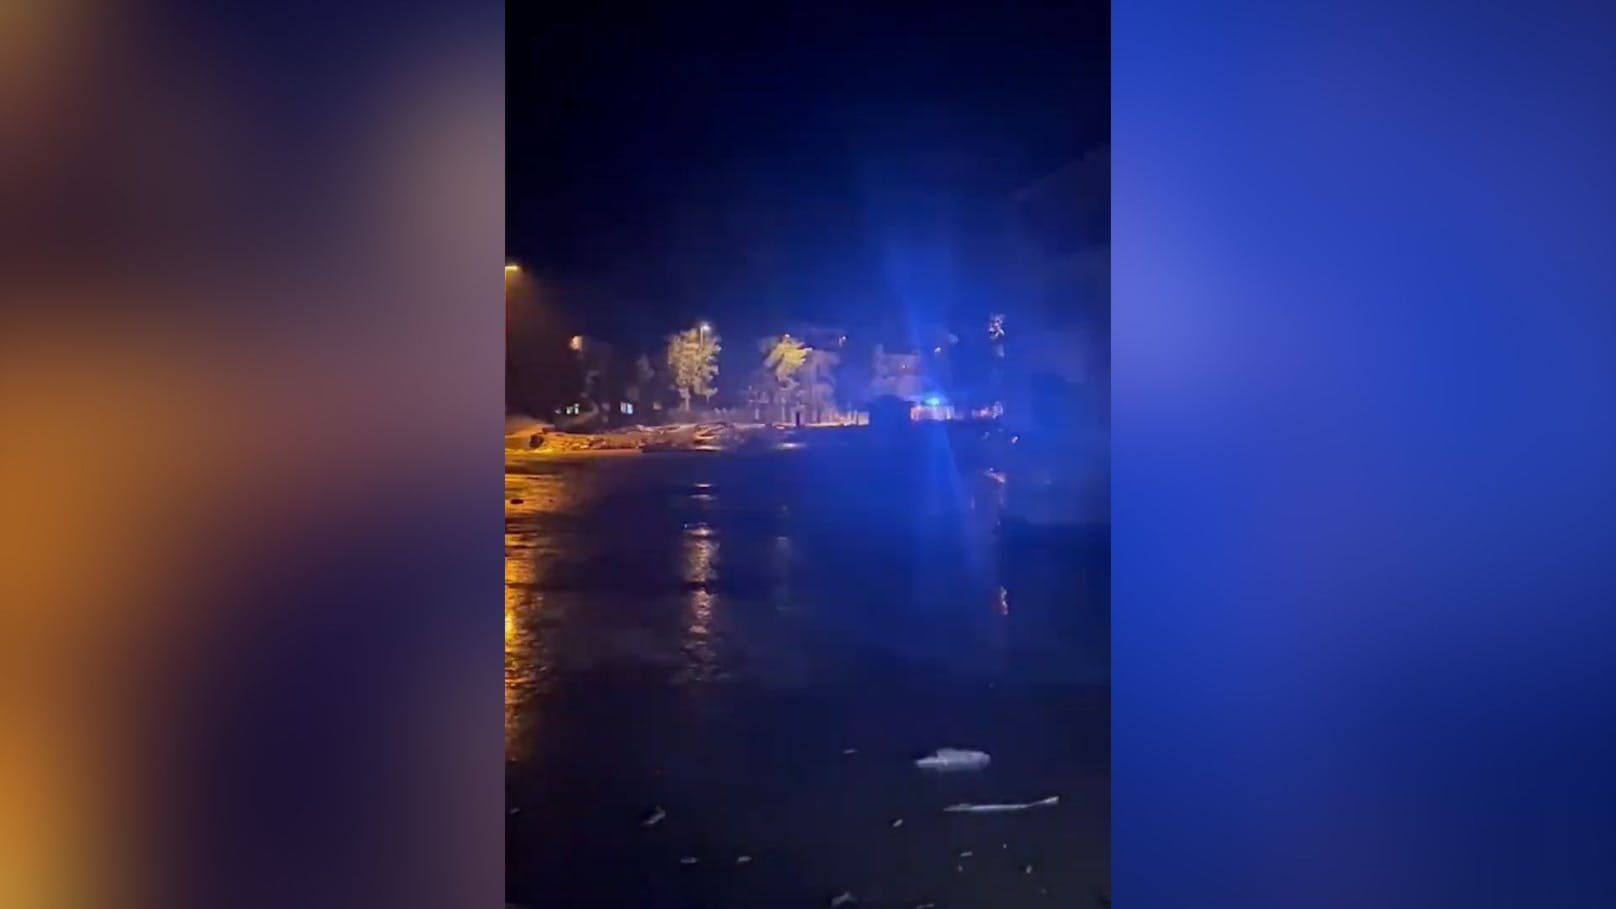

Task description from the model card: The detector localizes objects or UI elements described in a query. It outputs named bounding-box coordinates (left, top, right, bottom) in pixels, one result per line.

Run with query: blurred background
left=0, top=1, right=503, bottom=906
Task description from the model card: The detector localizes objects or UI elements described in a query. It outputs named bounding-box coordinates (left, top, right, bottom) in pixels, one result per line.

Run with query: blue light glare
left=923, top=395, right=944, bottom=407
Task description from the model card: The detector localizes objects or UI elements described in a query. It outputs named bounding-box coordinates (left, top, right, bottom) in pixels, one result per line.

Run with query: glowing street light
left=569, top=335, right=584, bottom=352
left=505, top=262, right=521, bottom=275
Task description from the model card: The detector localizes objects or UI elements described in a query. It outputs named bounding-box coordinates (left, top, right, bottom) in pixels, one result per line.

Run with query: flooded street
left=505, top=435, right=1108, bottom=907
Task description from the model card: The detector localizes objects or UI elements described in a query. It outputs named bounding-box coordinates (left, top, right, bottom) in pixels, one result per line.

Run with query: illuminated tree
left=803, top=348, right=839, bottom=422
left=762, top=334, right=809, bottom=385
left=759, top=334, right=808, bottom=421
left=758, top=335, right=839, bottom=422
left=665, top=325, right=720, bottom=411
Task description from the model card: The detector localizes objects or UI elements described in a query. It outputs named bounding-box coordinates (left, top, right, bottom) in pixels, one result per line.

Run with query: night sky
left=508, top=2, right=1108, bottom=351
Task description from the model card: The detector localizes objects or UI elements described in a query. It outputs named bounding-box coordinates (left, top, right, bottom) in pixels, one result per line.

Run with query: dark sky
left=508, top=2, right=1108, bottom=350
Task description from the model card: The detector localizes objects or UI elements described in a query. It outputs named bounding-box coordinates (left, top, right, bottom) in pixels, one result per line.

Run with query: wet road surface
left=506, top=436, right=1108, bottom=907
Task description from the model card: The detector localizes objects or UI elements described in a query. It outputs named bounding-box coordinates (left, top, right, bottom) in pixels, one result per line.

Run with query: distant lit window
left=620, top=402, right=634, bottom=414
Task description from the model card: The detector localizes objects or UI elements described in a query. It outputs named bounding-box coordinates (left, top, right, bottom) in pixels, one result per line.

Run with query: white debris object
left=679, top=856, right=699, bottom=866
left=914, top=748, right=991, bottom=771
left=890, top=818, right=904, bottom=828
left=830, top=891, right=855, bottom=907
left=842, top=748, right=858, bottom=755
left=642, top=807, right=666, bottom=827
left=943, top=795, right=1060, bottom=813
left=736, top=855, right=752, bottom=865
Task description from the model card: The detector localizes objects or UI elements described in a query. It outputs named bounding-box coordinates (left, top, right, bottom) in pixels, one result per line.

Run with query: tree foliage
left=761, top=334, right=809, bottom=388
left=758, top=335, right=838, bottom=421
left=665, top=326, right=720, bottom=409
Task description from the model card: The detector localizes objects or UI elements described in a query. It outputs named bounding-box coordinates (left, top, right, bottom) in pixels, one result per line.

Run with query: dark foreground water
left=505, top=435, right=1108, bottom=908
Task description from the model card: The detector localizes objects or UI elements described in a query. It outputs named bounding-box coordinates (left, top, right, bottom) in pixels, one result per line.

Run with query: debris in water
left=679, top=856, right=699, bottom=866
left=736, top=855, right=752, bottom=865
left=642, top=807, right=667, bottom=827
left=891, top=818, right=904, bottom=828
left=1023, top=864, right=1035, bottom=875
left=830, top=892, right=855, bottom=907
left=959, top=850, right=974, bottom=858
left=842, top=748, right=858, bottom=755
left=914, top=748, right=991, bottom=771
left=509, top=498, right=524, bottom=505
left=944, top=796, right=1059, bottom=813
left=917, top=903, right=937, bottom=909
left=956, top=865, right=964, bottom=873
left=507, top=807, right=520, bottom=816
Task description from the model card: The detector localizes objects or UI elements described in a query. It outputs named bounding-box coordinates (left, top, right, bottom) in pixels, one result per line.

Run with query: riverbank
left=504, top=421, right=777, bottom=455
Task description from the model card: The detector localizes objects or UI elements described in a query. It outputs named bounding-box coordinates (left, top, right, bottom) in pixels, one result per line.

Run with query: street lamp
left=505, top=262, right=521, bottom=275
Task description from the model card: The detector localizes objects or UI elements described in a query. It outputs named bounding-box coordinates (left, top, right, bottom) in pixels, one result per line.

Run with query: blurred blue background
left=1116, top=2, right=1616, bottom=906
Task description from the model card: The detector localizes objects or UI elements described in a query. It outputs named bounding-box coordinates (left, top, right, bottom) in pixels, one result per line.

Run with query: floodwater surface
left=505, top=434, right=1108, bottom=907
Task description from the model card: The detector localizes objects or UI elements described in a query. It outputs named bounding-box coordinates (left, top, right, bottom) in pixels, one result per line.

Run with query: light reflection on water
left=503, top=464, right=579, bottom=759
left=771, top=534, right=793, bottom=612
left=678, top=528, right=719, bottom=682
left=501, top=451, right=1105, bottom=727
left=504, top=469, right=583, bottom=515
left=682, top=526, right=717, bottom=584
left=504, top=501, right=553, bottom=762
